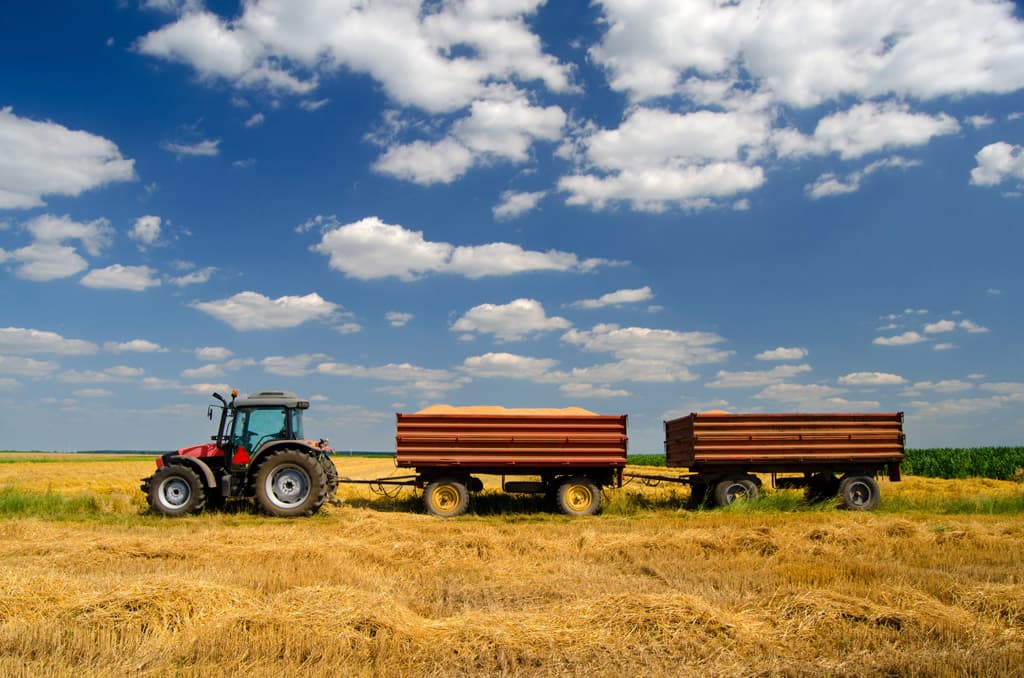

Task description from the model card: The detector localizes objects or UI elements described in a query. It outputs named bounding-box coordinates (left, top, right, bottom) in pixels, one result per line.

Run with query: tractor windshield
left=291, top=408, right=304, bottom=439
left=230, top=407, right=289, bottom=449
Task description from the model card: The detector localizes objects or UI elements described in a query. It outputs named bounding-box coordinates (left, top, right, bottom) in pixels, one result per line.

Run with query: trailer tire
left=254, top=449, right=328, bottom=517
left=423, top=478, right=470, bottom=517
left=713, top=476, right=759, bottom=507
left=147, top=464, right=207, bottom=516
left=556, top=476, right=601, bottom=516
left=838, top=474, right=880, bottom=511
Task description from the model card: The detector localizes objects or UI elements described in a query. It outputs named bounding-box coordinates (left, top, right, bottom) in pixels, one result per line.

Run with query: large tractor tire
left=146, top=464, right=207, bottom=516
left=423, top=477, right=470, bottom=517
left=254, top=449, right=328, bottom=517
left=556, top=476, right=601, bottom=516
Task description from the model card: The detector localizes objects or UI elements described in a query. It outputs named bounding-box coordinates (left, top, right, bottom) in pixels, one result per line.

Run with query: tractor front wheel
left=254, top=450, right=328, bottom=517
left=146, top=464, right=207, bottom=516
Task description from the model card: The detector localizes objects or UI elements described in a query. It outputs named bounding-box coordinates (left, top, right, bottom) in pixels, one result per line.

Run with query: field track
left=1, top=454, right=1022, bottom=676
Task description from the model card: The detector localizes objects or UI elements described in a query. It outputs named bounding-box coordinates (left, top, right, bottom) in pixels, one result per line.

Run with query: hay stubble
left=0, top=455, right=1022, bottom=676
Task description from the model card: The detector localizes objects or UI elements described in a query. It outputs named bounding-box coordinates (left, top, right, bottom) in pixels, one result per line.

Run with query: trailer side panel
left=664, top=412, right=904, bottom=471
left=396, top=413, right=628, bottom=469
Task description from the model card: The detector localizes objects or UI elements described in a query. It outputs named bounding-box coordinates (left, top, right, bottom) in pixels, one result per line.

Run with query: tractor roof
left=234, top=390, right=309, bottom=409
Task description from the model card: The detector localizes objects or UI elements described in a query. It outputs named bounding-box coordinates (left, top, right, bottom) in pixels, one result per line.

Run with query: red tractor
left=141, top=390, right=338, bottom=517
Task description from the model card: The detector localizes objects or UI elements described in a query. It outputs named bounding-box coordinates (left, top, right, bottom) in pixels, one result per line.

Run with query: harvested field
left=1, top=454, right=1023, bottom=676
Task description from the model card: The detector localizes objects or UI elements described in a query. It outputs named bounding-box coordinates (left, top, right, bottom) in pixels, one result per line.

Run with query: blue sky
left=1, top=0, right=1022, bottom=453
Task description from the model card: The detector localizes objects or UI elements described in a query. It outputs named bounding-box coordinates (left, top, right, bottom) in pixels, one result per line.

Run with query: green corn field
left=901, top=447, right=1024, bottom=481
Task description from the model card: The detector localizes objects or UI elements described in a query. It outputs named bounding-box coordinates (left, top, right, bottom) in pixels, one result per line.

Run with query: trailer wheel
left=713, top=476, right=759, bottom=507
left=805, top=473, right=840, bottom=503
left=254, top=449, right=328, bottom=517
left=838, top=474, right=880, bottom=511
left=147, top=464, right=207, bottom=516
left=556, top=476, right=601, bottom=516
left=423, top=478, right=470, bottom=517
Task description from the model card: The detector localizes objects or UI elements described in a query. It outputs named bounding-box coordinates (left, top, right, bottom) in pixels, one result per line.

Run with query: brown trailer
left=663, top=412, right=905, bottom=510
left=396, top=412, right=628, bottom=517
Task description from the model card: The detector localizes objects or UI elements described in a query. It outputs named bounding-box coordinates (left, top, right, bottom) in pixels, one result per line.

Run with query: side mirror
left=207, top=405, right=214, bottom=421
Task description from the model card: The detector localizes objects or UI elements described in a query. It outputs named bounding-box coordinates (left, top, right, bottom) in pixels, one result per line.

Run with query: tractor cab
left=214, top=390, right=311, bottom=468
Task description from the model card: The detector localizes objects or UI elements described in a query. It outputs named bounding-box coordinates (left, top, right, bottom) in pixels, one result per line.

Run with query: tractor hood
left=176, top=443, right=223, bottom=459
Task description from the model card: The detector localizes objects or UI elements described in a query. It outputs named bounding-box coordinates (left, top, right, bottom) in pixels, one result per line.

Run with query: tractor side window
left=291, top=409, right=304, bottom=440
left=231, top=408, right=288, bottom=449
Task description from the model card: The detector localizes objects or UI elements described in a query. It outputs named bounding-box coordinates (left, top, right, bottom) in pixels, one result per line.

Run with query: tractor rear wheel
left=254, top=450, right=328, bottom=517
left=147, top=464, right=207, bottom=516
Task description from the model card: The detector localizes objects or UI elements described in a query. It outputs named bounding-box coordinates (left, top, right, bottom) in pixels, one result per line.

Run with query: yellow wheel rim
left=431, top=485, right=459, bottom=513
left=565, top=484, right=594, bottom=512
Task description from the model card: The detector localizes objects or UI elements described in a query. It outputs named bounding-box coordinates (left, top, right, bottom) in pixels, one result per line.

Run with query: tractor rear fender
left=248, top=440, right=323, bottom=472
left=161, top=454, right=217, bottom=489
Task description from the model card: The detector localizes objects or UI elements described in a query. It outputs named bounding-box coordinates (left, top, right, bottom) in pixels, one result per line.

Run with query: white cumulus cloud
left=591, top=0, right=1024, bottom=107
left=104, top=339, right=167, bottom=353
left=559, top=383, right=630, bottom=399
left=374, top=90, right=566, bottom=185
left=562, top=323, right=731, bottom=365
left=129, top=215, right=162, bottom=247
left=0, top=107, right=136, bottom=209
left=837, top=372, right=907, bottom=386
left=755, top=347, right=808, bottom=361
left=460, top=352, right=559, bottom=381
left=775, top=103, right=959, bottom=160
left=195, top=346, right=233, bottom=361
left=160, top=139, right=221, bottom=158
left=136, top=2, right=572, bottom=112
left=452, top=299, right=570, bottom=342
left=873, top=331, right=927, bottom=346
left=970, top=142, right=1024, bottom=187
left=570, top=286, right=653, bottom=310
left=191, top=291, right=338, bottom=330
left=0, top=327, right=98, bottom=355
left=707, top=364, right=812, bottom=389
left=493, top=190, right=547, bottom=221
left=80, top=265, right=162, bottom=291
left=386, top=312, right=413, bottom=328
left=311, top=216, right=615, bottom=281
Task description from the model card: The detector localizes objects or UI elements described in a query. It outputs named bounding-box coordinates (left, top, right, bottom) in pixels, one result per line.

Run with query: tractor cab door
left=227, top=406, right=291, bottom=469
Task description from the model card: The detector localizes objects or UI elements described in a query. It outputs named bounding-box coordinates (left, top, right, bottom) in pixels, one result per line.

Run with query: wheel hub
left=159, top=478, right=190, bottom=508
left=566, top=485, right=593, bottom=511
left=268, top=466, right=310, bottom=508
left=432, top=485, right=459, bottom=511
left=724, top=483, right=748, bottom=503
left=848, top=481, right=871, bottom=506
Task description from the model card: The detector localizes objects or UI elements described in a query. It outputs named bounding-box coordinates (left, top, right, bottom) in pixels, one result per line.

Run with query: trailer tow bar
left=622, top=472, right=698, bottom=487
left=337, top=475, right=419, bottom=498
